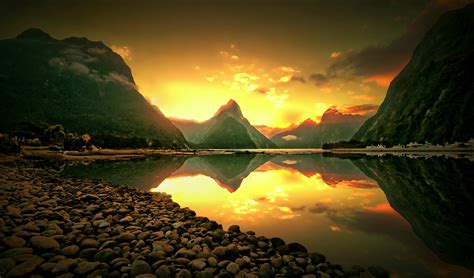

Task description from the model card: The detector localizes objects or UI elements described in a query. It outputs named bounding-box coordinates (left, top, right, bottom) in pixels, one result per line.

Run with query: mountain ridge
left=172, top=100, right=276, bottom=149
left=271, top=107, right=369, bottom=148
left=353, top=4, right=474, bottom=144
left=0, top=28, right=187, bottom=148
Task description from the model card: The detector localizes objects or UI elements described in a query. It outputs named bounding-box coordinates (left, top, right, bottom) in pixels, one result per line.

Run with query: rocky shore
left=0, top=157, right=367, bottom=278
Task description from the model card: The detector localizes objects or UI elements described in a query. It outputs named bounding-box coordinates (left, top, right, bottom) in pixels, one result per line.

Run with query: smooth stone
left=39, top=262, right=56, bottom=272
left=2, top=236, right=26, bottom=248
left=226, top=262, right=240, bottom=274
left=270, top=237, right=286, bottom=249
left=212, top=246, right=226, bottom=258
left=175, top=269, right=192, bottom=278
left=271, top=257, right=284, bottom=269
left=30, top=236, right=60, bottom=250
left=93, top=220, right=110, bottom=228
left=190, top=259, right=207, bottom=270
left=6, top=257, right=44, bottom=278
left=228, top=225, right=240, bottom=233
left=80, top=238, right=100, bottom=248
left=52, top=258, right=77, bottom=274
left=130, top=260, right=152, bottom=278
left=258, top=263, right=274, bottom=278
left=79, top=248, right=98, bottom=260
left=208, top=256, right=218, bottom=267
left=0, top=247, right=33, bottom=258
left=61, top=245, right=80, bottom=257
left=287, top=242, right=307, bottom=253
left=154, top=265, right=171, bottom=278
left=308, top=253, right=326, bottom=265
left=295, top=257, right=307, bottom=266
left=74, top=261, right=98, bottom=275
left=119, top=216, right=133, bottom=223
left=118, top=232, right=136, bottom=242
left=93, top=248, right=115, bottom=262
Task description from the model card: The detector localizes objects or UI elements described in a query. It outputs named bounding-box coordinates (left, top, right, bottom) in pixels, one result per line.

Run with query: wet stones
left=270, top=237, right=286, bottom=249
left=130, top=260, right=152, bottom=277
left=5, top=257, right=44, bottom=278
left=190, top=258, right=207, bottom=270
left=0, top=159, right=354, bottom=278
left=74, top=261, right=98, bottom=276
left=29, top=236, right=60, bottom=250
left=51, top=258, right=77, bottom=274
left=79, top=238, right=100, bottom=249
left=118, top=232, right=136, bottom=242
left=2, top=236, right=26, bottom=248
left=61, top=245, right=80, bottom=257
left=228, top=225, right=241, bottom=233
left=287, top=242, right=308, bottom=253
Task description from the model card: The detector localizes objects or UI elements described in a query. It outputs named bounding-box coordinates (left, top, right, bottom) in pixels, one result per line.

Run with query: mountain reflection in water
left=63, top=153, right=474, bottom=277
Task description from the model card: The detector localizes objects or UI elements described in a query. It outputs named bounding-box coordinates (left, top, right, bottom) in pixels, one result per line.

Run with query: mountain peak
left=321, top=107, right=364, bottom=124
left=214, top=99, right=243, bottom=117
left=16, top=28, right=53, bottom=41
left=300, top=118, right=318, bottom=127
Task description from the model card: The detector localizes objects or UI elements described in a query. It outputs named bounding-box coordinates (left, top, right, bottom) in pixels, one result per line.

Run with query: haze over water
left=64, top=153, right=474, bottom=277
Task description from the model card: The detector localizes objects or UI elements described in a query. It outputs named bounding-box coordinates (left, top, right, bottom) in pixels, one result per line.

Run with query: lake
left=63, top=152, right=474, bottom=277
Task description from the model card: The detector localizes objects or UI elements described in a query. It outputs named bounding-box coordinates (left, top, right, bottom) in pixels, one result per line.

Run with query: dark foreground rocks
left=0, top=158, right=368, bottom=277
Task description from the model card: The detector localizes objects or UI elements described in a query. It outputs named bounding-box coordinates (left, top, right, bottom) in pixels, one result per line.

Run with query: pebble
left=2, top=236, right=26, bottom=248
left=6, top=257, right=44, bottom=278
left=190, top=259, right=207, bottom=270
left=0, top=159, right=353, bottom=278
left=61, top=245, right=80, bottom=257
left=74, top=261, right=98, bottom=275
left=51, top=258, right=77, bottom=274
left=30, top=236, right=60, bottom=250
left=130, top=260, right=152, bottom=277
left=226, top=262, right=240, bottom=274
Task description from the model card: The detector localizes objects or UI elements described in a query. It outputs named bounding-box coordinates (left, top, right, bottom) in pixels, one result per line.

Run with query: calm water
left=63, top=153, right=474, bottom=277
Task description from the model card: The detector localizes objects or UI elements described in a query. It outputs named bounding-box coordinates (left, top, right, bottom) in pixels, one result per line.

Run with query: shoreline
left=18, top=146, right=474, bottom=162
left=0, top=157, right=374, bottom=277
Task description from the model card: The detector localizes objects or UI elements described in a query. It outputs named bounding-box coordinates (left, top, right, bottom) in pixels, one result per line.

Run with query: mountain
left=254, top=124, right=297, bottom=138
left=353, top=5, right=474, bottom=144
left=63, top=156, right=187, bottom=190
left=171, top=154, right=272, bottom=192
left=0, top=28, right=186, bottom=148
left=351, top=155, right=474, bottom=269
left=171, top=100, right=276, bottom=149
left=271, top=107, right=366, bottom=148
left=270, top=154, right=377, bottom=189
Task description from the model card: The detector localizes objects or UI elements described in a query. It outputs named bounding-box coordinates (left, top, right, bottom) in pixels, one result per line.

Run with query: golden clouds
left=330, top=51, right=342, bottom=59
left=111, top=45, right=132, bottom=61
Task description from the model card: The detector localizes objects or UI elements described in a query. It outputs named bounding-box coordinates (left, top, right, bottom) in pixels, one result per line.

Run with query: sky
left=1, top=0, right=472, bottom=128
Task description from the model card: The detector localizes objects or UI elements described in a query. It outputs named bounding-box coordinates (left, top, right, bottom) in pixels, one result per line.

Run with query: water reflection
left=63, top=153, right=474, bottom=277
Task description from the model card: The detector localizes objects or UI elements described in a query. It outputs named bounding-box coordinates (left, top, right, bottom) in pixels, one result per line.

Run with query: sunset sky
left=1, top=0, right=471, bottom=128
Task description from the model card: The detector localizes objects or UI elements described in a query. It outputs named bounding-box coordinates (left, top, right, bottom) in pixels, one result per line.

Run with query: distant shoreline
left=17, top=146, right=474, bottom=161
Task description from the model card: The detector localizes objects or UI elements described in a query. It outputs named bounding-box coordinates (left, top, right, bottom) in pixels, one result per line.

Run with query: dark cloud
left=309, top=73, right=329, bottom=87
left=327, top=0, right=474, bottom=80
left=308, top=202, right=331, bottom=214
left=290, top=75, right=306, bottom=83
